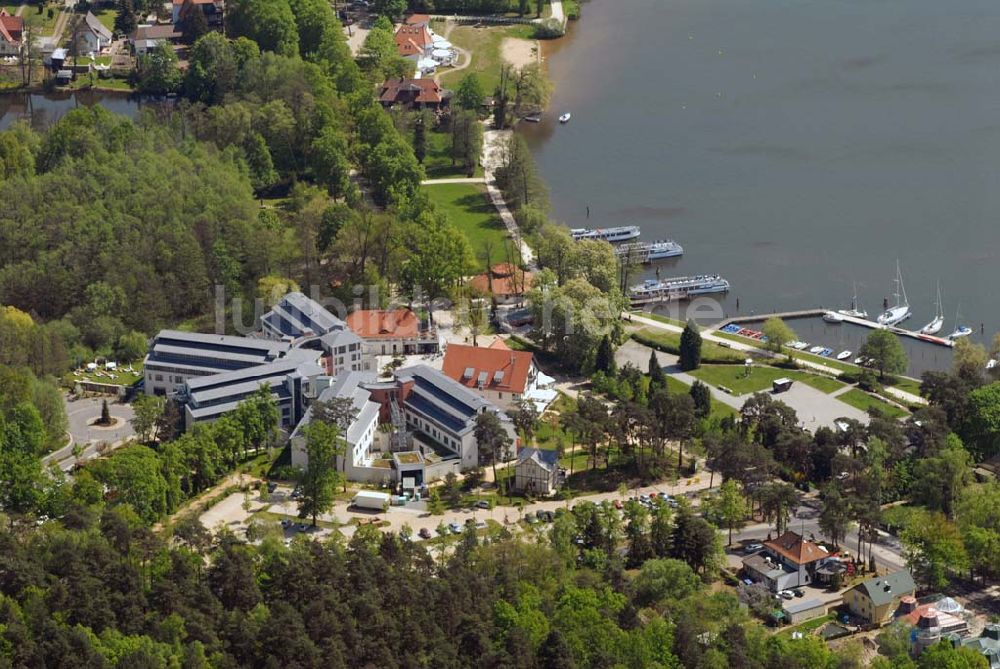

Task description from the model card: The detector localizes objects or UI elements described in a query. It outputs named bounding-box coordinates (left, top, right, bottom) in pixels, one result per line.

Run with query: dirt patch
left=501, top=37, right=539, bottom=68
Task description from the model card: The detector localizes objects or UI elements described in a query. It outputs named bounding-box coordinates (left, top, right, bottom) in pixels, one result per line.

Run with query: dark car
left=792, top=588, right=805, bottom=598
left=267, top=482, right=278, bottom=494
left=418, top=527, right=432, bottom=539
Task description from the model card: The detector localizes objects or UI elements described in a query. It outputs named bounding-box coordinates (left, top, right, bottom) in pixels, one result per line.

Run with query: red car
left=613, top=500, right=623, bottom=510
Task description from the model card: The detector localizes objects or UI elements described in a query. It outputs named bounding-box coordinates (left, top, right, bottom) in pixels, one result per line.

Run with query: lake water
left=0, top=91, right=143, bottom=130
left=522, top=0, right=1000, bottom=375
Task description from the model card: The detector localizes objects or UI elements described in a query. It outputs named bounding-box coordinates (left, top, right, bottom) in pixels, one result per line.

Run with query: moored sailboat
left=877, top=260, right=912, bottom=327
left=838, top=282, right=868, bottom=320
left=920, top=281, right=944, bottom=335
left=947, top=303, right=972, bottom=340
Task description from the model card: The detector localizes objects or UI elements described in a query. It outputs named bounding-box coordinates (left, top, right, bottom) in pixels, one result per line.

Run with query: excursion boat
left=836, top=350, right=852, bottom=361
left=877, top=260, right=912, bottom=327
left=920, top=281, right=945, bottom=335
left=559, top=112, right=571, bottom=123
left=571, top=225, right=642, bottom=243
left=823, top=311, right=845, bottom=324
left=838, top=282, right=869, bottom=320
left=629, top=275, right=731, bottom=304
left=615, top=239, right=684, bottom=262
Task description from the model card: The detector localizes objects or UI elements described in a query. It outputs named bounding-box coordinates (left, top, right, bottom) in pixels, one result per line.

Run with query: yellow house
left=844, top=570, right=916, bottom=625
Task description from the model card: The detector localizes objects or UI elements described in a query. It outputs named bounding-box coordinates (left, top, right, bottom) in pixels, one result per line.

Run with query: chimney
left=899, top=596, right=917, bottom=614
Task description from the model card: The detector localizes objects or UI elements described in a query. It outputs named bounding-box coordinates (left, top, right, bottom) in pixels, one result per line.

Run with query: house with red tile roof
left=469, top=263, right=534, bottom=304
left=0, top=10, right=23, bottom=57
left=171, top=0, right=223, bottom=26
left=742, top=531, right=829, bottom=592
left=345, top=309, right=440, bottom=356
left=394, top=24, right=432, bottom=60
left=379, top=78, right=450, bottom=109
left=404, top=13, right=431, bottom=26
left=441, top=342, right=540, bottom=409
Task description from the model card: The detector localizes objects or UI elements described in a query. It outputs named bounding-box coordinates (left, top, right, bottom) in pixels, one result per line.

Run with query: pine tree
left=594, top=334, right=615, bottom=375
left=413, top=113, right=427, bottom=164
left=679, top=319, right=702, bottom=371
left=648, top=348, right=666, bottom=390
left=690, top=380, right=711, bottom=418
left=100, top=399, right=111, bottom=425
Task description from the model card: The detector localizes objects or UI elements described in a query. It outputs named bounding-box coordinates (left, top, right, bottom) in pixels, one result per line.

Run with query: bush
left=533, top=18, right=564, bottom=38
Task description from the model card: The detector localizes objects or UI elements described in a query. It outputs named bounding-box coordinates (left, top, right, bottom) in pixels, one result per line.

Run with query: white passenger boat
left=615, top=239, right=684, bottom=262
left=571, top=225, right=641, bottom=243
left=629, top=275, right=731, bottom=304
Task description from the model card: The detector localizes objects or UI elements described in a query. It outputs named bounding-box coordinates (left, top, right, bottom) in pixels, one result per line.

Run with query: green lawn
left=91, top=7, right=115, bottom=31
left=837, top=389, right=908, bottom=419
left=711, top=329, right=857, bottom=374
left=633, top=311, right=686, bottom=328
left=64, top=361, right=144, bottom=387
left=423, top=182, right=510, bottom=264
left=663, top=375, right=739, bottom=419
left=689, top=364, right=844, bottom=397
left=888, top=376, right=922, bottom=396
left=422, top=130, right=483, bottom=180
left=439, top=23, right=536, bottom=94
left=775, top=613, right=836, bottom=640
left=22, top=5, right=60, bottom=35
left=631, top=328, right=744, bottom=364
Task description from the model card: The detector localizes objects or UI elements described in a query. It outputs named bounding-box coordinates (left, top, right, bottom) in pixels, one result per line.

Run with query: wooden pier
left=715, top=309, right=955, bottom=348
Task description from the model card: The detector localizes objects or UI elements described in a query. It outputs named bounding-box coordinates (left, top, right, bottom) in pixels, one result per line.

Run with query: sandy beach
left=501, top=37, right=540, bottom=68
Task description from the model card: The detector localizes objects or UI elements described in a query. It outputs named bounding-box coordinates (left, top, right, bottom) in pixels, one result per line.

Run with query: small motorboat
left=559, top=112, right=571, bottom=123
left=809, top=346, right=825, bottom=354
left=854, top=356, right=868, bottom=365
left=823, top=311, right=845, bottom=324
left=836, top=350, right=852, bottom=361
left=987, top=359, right=998, bottom=370
left=819, top=348, right=833, bottom=357
left=523, top=114, right=541, bottom=123
left=794, top=341, right=809, bottom=350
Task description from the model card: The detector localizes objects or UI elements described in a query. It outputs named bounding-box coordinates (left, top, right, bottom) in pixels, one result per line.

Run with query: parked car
left=778, top=590, right=794, bottom=600
left=792, top=588, right=805, bottom=598
left=475, top=500, right=491, bottom=509
left=744, top=543, right=764, bottom=554
left=418, top=527, right=432, bottom=539
left=475, top=520, right=487, bottom=530
left=535, top=509, right=547, bottom=520
left=266, top=482, right=277, bottom=493
left=540, top=511, right=554, bottom=522
left=613, top=499, right=623, bottom=510
left=448, top=522, right=462, bottom=534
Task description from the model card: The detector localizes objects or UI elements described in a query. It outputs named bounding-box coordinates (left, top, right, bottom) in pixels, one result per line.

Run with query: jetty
left=715, top=309, right=955, bottom=348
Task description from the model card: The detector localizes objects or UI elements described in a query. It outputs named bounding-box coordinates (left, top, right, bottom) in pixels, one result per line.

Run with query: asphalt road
left=45, top=396, right=135, bottom=471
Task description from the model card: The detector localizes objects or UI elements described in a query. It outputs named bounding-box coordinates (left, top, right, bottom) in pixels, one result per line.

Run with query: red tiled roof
left=396, top=37, right=423, bottom=57
left=0, top=11, right=23, bottom=45
left=442, top=343, right=534, bottom=394
left=488, top=338, right=511, bottom=350
left=346, top=309, right=422, bottom=339
left=394, top=24, right=432, bottom=48
left=405, top=13, right=431, bottom=25
left=764, top=531, right=826, bottom=566
left=379, top=78, right=444, bottom=104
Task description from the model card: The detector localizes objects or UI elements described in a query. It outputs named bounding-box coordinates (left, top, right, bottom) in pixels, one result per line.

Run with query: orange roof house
left=0, top=10, right=23, bottom=50
left=394, top=24, right=432, bottom=57
left=405, top=13, right=431, bottom=26
left=346, top=309, right=422, bottom=339
left=442, top=343, right=536, bottom=396
left=764, top=531, right=826, bottom=566
left=470, top=263, right=533, bottom=301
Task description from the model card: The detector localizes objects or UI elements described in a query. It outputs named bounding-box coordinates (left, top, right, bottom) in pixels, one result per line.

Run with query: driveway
left=44, top=395, right=136, bottom=470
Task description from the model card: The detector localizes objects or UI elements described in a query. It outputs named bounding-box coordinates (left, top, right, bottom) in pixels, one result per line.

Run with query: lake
left=0, top=91, right=144, bottom=130
left=522, top=0, right=1000, bottom=375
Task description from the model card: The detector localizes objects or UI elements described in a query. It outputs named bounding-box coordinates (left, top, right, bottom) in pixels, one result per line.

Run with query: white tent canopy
left=432, top=39, right=452, bottom=49
left=417, top=57, right=437, bottom=70
left=432, top=49, right=452, bottom=59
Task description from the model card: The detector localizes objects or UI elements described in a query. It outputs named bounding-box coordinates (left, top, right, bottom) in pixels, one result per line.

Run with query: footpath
left=482, top=127, right=537, bottom=268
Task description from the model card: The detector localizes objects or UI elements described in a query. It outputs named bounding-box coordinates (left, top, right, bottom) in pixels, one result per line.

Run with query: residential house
left=181, top=350, right=324, bottom=430
left=442, top=340, right=540, bottom=410
left=394, top=24, right=432, bottom=61
left=143, top=330, right=291, bottom=397
left=130, top=24, right=181, bottom=56
left=741, top=531, right=828, bottom=592
left=844, top=570, right=916, bottom=625
left=379, top=78, right=449, bottom=109
left=513, top=447, right=561, bottom=495
left=78, top=12, right=112, bottom=54
left=0, top=10, right=23, bottom=57
left=171, top=0, right=223, bottom=26
left=469, top=263, right=534, bottom=305
left=345, top=308, right=440, bottom=356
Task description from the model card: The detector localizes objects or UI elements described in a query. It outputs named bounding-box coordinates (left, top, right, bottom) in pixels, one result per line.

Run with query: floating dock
left=714, top=309, right=955, bottom=348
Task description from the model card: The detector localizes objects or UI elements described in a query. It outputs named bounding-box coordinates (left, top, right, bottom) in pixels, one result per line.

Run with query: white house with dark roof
left=513, top=447, right=561, bottom=495
left=261, top=292, right=372, bottom=374
left=79, top=12, right=112, bottom=53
